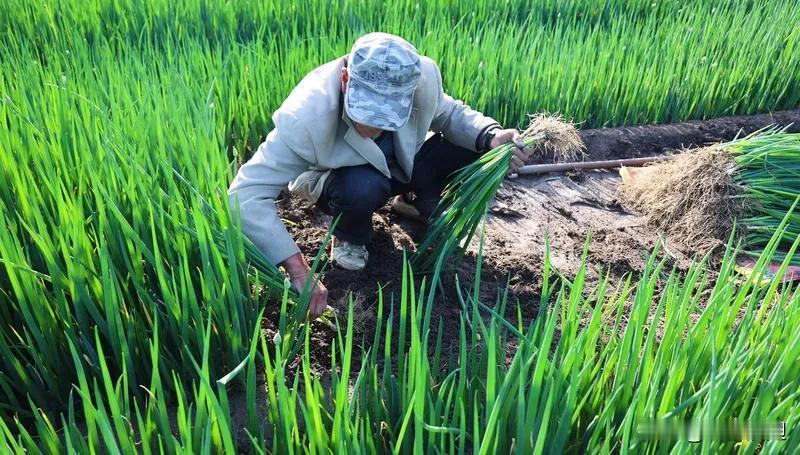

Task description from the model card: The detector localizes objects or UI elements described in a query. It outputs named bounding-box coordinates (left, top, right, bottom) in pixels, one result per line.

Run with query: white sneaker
left=331, top=239, right=369, bottom=271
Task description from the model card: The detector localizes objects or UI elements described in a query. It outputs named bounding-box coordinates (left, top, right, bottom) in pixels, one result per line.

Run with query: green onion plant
left=413, top=116, right=583, bottom=273
left=1, top=0, right=800, bottom=452
left=727, top=131, right=800, bottom=264
left=3, top=220, right=798, bottom=453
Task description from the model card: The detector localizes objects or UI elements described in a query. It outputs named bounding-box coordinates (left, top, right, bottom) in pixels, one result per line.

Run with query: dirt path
left=482, top=172, right=692, bottom=294
left=581, top=109, right=800, bottom=160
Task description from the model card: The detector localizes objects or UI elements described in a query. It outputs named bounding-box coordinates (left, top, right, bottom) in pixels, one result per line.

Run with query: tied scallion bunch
left=412, top=114, right=584, bottom=273
left=728, top=131, right=800, bottom=264
left=620, top=129, right=800, bottom=265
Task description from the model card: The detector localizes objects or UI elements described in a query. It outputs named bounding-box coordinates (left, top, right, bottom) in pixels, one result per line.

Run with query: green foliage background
left=1, top=0, right=799, bottom=452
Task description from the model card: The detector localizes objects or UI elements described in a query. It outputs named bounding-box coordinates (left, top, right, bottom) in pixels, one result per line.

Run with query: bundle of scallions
left=620, top=129, right=800, bottom=265
left=729, top=131, right=800, bottom=264
left=412, top=115, right=584, bottom=273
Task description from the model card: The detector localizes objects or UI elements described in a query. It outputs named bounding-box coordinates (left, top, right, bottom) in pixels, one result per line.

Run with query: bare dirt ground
left=579, top=109, right=800, bottom=160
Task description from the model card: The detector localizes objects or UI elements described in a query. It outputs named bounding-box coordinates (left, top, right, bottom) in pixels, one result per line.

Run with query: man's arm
left=228, top=129, right=306, bottom=265
left=228, top=114, right=328, bottom=317
left=428, top=60, right=532, bottom=170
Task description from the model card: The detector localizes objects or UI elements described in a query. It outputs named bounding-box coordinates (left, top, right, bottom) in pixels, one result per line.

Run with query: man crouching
left=228, top=32, right=531, bottom=318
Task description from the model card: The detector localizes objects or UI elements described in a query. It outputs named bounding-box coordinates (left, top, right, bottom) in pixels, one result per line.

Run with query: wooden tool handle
left=516, top=155, right=673, bottom=175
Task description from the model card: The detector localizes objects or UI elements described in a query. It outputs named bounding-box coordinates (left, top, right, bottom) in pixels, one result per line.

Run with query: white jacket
left=228, top=55, right=499, bottom=264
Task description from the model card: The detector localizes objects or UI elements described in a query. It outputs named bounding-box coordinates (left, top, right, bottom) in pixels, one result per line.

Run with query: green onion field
left=1, top=0, right=799, bottom=452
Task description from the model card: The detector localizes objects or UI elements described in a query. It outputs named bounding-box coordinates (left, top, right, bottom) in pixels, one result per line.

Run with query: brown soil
left=265, top=168, right=701, bottom=409
left=580, top=109, right=800, bottom=160
left=280, top=110, right=800, bottom=314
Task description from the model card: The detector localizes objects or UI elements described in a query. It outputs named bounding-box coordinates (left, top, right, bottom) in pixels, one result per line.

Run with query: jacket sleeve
left=429, top=62, right=500, bottom=152
left=227, top=113, right=313, bottom=265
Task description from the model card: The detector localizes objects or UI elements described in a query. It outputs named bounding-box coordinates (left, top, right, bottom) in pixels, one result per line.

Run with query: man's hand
left=279, top=252, right=328, bottom=319
left=489, top=128, right=533, bottom=174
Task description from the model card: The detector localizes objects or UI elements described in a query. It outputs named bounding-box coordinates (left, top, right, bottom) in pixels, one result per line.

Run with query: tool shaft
left=516, top=155, right=672, bottom=175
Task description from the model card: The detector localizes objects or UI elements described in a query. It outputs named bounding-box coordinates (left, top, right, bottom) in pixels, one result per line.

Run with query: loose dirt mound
left=483, top=172, right=695, bottom=288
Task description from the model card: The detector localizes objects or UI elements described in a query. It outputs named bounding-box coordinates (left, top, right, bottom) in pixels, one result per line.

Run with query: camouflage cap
left=344, top=33, right=421, bottom=131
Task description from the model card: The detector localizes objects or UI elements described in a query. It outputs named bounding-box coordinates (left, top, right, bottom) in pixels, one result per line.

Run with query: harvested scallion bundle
left=620, top=130, right=800, bottom=265
left=728, top=131, right=800, bottom=263
left=412, top=114, right=584, bottom=273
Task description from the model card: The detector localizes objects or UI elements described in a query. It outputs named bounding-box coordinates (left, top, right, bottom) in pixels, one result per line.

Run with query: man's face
left=341, top=68, right=385, bottom=139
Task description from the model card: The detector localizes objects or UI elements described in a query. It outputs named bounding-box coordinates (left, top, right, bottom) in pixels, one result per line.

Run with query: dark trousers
left=315, top=134, right=478, bottom=245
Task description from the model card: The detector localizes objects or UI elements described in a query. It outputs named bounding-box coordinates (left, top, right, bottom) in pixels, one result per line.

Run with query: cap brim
left=344, top=79, right=413, bottom=131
